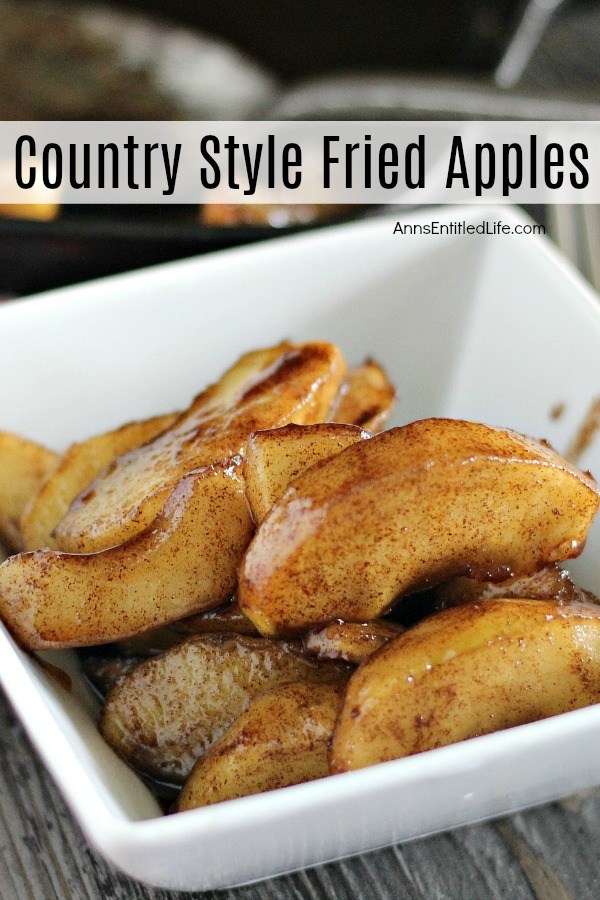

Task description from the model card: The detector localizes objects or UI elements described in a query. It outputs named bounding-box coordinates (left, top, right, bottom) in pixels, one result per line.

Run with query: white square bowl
left=2, top=206, right=600, bottom=892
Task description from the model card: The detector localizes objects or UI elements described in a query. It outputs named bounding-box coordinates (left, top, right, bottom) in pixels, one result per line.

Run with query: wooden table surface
left=3, top=5, right=600, bottom=898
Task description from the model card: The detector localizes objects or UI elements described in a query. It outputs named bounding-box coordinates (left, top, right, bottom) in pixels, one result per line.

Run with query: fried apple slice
left=0, top=465, right=253, bottom=649
left=0, top=343, right=345, bottom=647
left=239, top=419, right=600, bottom=636
left=329, top=359, right=396, bottom=432
left=331, top=598, right=600, bottom=772
left=434, top=564, right=599, bottom=609
left=244, top=423, right=368, bottom=524
left=303, top=620, right=405, bottom=664
left=55, top=342, right=345, bottom=553
left=0, top=433, right=58, bottom=551
left=178, top=681, right=346, bottom=810
left=21, top=413, right=177, bottom=551
left=100, top=634, right=346, bottom=783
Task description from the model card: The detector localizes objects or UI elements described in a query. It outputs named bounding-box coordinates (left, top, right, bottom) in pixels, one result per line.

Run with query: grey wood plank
left=398, top=825, right=537, bottom=900
left=506, top=797, right=600, bottom=900
left=494, top=821, right=573, bottom=900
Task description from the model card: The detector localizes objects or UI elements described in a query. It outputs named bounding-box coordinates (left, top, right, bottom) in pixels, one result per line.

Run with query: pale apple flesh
left=244, top=422, right=368, bottom=524
left=303, top=620, right=405, bottom=664
left=55, top=342, right=345, bottom=553
left=330, top=598, right=600, bottom=772
left=239, top=419, right=600, bottom=636
left=20, top=412, right=177, bottom=551
left=178, top=681, right=346, bottom=810
left=329, top=359, right=396, bottom=433
left=100, top=633, right=346, bottom=783
left=0, top=433, right=58, bottom=551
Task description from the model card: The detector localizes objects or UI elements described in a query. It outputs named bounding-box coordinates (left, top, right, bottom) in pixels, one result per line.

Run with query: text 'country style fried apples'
left=101, top=634, right=346, bottom=783
left=20, top=412, right=177, bottom=551
left=55, top=342, right=345, bottom=553
left=0, top=433, right=57, bottom=551
left=244, top=422, right=368, bottom=524
left=178, top=681, right=346, bottom=810
left=239, top=419, right=600, bottom=636
left=330, top=598, right=600, bottom=772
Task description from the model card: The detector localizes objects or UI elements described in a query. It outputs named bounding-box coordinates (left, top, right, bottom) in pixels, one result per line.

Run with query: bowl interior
left=1, top=207, right=600, bottom=828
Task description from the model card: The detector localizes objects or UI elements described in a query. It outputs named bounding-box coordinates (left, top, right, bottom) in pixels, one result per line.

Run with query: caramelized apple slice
left=55, top=342, right=345, bottom=553
left=0, top=466, right=253, bottom=648
left=101, top=634, right=345, bottom=783
left=178, top=681, right=346, bottom=809
left=303, top=620, right=405, bottom=665
left=434, top=564, right=599, bottom=609
left=239, top=419, right=599, bottom=635
left=21, top=413, right=177, bottom=550
left=331, top=598, right=600, bottom=771
left=174, top=600, right=258, bottom=637
left=329, top=359, right=395, bottom=432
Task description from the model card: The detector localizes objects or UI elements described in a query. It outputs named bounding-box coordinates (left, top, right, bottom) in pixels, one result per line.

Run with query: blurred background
left=1, top=0, right=600, bottom=295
